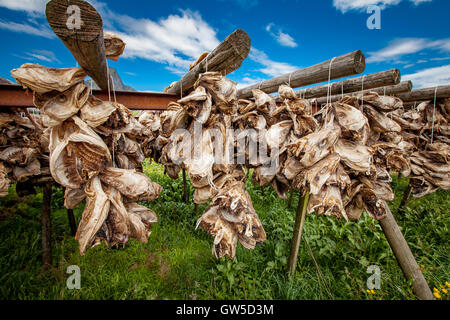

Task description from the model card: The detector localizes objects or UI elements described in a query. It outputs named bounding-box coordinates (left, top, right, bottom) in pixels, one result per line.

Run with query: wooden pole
left=182, top=169, right=188, bottom=203
left=46, top=0, right=109, bottom=91
left=379, top=201, right=434, bottom=300
left=288, top=192, right=310, bottom=277
left=312, top=81, right=413, bottom=105
left=275, top=69, right=400, bottom=101
left=67, top=209, right=77, bottom=236
left=394, top=85, right=450, bottom=102
left=238, top=50, right=365, bottom=99
left=42, top=183, right=53, bottom=271
left=398, top=181, right=412, bottom=211
left=166, top=29, right=251, bottom=96
left=261, top=186, right=265, bottom=197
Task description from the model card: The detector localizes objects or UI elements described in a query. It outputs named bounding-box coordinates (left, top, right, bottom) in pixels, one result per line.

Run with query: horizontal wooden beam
left=394, top=85, right=450, bottom=102
left=312, top=81, right=412, bottom=105
left=238, top=50, right=365, bottom=99
left=0, top=84, right=177, bottom=110
left=46, top=0, right=110, bottom=91
left=166, top=29, right=251, bottom=96
left=287, top=69, right=400, bottom=100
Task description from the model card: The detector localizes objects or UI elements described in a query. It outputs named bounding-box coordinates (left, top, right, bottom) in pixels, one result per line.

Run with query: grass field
left=0, top=160, right=448, bottom=300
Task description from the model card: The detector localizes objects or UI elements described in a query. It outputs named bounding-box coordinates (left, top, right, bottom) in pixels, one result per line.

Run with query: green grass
left=0, top=161, right=448, bottom=300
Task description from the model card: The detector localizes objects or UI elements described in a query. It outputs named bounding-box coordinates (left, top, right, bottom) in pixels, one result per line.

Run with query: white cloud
left=367, top=38, right=450, bottom=63
left=0, top=20, right=54, bottom=38
left=249, top=48, right=298, bottom=77
left=410, top=0, right=432, bottom=5
left=13, top=49, right=60, bottom=64
left=0, top=0, right=47, bottom=15
left=265, top=23, right=297, bottom=48
left=403, top=64, right=450, bottom=88
left=94, top=6, right=220, bottom=72
left=333, top=0, right=432, bottom=13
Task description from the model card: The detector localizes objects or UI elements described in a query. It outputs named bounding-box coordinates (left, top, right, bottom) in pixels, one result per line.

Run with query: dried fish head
left=11, top=63, right=86, bottom=94
left=65, top=188, right=86, bottom=210
left=80, top=95, right=117, bottom=128
left=75, top=176, right=110, bottom=255
left=104, top=32, right=126, bottom=61
left=335, top=139, right=373, bottom=174
left=0, top=162, right=10, bottom=197
left=288, top=124, right=341, bottom=168
left=278, top=85, right=297, bottom=100
left=252, top=89, right=276, bottom=115
left=293, top=153, right=341, bottom=195
left=178, top=86, right=212, bottom=124
left=49, top=117, right=112, bottom=189
left=34, top=82, right=89, bottom=125
left=100, top=167, right=162, bottom=202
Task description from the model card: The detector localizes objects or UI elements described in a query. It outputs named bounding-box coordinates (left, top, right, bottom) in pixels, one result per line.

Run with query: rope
left=180, top=81, right=183, bottom=99
left=326, top=57, right=336, bottom=106
left=341, top=79, right=344, bottom=99
left=431, top=87, right=438, bottom=144
left=288, top=72, right=293, bottom=88
left=361, top=75, right=366, bottom=112
left=205, top=55, right=209, bottom=73
left=110, top=74, right=117, bottom=103
left=106, top=62, right=111, bottom=102
left=383, top=86, right=386, bottom=97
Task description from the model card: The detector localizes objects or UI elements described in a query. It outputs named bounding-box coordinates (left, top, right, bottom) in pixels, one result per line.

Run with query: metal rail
left=0, top=84, right=177, bottom=110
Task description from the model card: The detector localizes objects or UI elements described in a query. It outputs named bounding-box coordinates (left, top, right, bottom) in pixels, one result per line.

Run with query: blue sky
left=0, top=0, right=449, bottom=92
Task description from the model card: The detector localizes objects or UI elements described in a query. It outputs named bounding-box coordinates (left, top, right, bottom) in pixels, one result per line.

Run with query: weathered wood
left=238, top=50, right=365, bottom=99
left=166, top=29, right=251, bottom=96
left=379, top=202, right=433, bottom=300
left=42, top=183, right=53, bottom=270
left=399, top=181, right=412, bottom=211
left=46, top=0, right=109, bottom=91
left=277, top=69, right=400, bottom=101
left=312, top=81, right=412, bottom=105
left=67, top=209, right=77, bottom=237
left=394, top=85, right=450, bottom=102
left=288, top=192, right=310, bottom=277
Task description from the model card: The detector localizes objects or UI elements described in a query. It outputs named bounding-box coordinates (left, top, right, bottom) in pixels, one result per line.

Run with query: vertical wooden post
left=182, top=169, right=188, bottom=203
left=261, top=186, right=265, bottom=197
left=195, top=204, right=199, bottom=216
left=42, top=183, right=53, bottom=271
left=67, top=209, right=77, bottom=236
left=379, top=202, right=434, bottom=300
left=288, top=192, right=310, bottom=277
left=399, top=181, right=412, bottom=211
